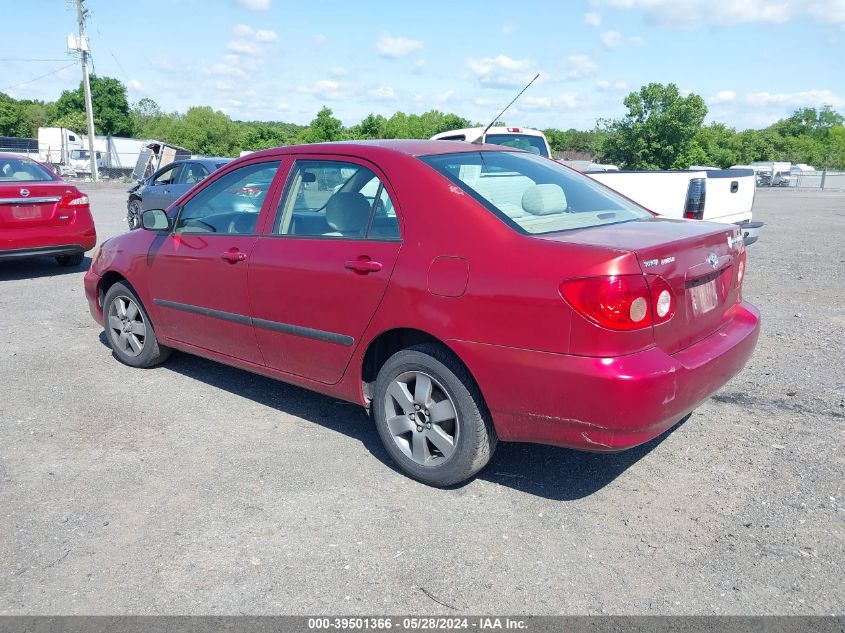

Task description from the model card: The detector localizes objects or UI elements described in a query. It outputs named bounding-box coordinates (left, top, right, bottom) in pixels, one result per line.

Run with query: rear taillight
left=560, top=275, right=652, bottom=331
left=61, top=193, right=89, bottom=207
left=735, top=249, right=746, bottom=301
left=648, top=276, right=676, bottom=324
left=561, top=275, right=677, bottom=331
left=684, top=178, right=706, bottom=219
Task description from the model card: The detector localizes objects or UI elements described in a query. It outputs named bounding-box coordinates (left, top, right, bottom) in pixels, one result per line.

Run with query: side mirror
left=141, top=209, right=171, bottom=231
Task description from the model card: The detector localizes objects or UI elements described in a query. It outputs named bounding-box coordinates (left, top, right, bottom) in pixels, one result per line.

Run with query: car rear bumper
left=450, top=301, right=760, bottom=451
left=0, top=243, right=90, bottom=262
left=0, top=224, right=96, bottom=261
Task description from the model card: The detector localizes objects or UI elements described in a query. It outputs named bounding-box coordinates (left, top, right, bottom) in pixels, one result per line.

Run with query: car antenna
left=472, top=73, right=540, bottom=145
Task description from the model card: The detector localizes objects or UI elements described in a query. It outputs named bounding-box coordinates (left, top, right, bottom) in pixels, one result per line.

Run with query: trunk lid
left=0, top=182, right=77, bottom=229
left=538, top=217, right=743, bottom=354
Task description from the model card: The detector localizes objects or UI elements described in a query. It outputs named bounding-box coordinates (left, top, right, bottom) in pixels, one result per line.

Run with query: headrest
left=522, top=184, right=567, bottom=215
left=326, top=192, right=371, bottom=234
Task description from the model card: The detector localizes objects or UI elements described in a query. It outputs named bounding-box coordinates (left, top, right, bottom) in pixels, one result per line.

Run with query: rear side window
left=421, top=151, right=650, bottom=235
left=273, top=160, right=400, bottom=240
left=174, top=161, right=281, bottom=235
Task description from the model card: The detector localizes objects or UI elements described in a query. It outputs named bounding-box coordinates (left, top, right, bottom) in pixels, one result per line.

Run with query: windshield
left=421, top=151, right=651, bottom=235
left=484, top=134, right=549, bottom=157
left=0, top=157, right=57, bottom=182
left=70, top=150, right=89, bottom=160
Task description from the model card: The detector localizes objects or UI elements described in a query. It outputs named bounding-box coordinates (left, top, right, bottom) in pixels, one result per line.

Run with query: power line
left=0, top=63, right=77, bottom=92
left=0, top=58, right=70, bottom=62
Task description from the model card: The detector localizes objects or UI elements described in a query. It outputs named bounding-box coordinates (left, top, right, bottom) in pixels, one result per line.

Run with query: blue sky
left=2, top=0, right=844, bottom=131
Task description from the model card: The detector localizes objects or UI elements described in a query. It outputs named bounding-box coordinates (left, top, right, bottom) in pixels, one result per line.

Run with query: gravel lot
left=0, top=184, right=842, bottom=615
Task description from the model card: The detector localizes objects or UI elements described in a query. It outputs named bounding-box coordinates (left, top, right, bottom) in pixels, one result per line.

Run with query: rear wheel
left=56, top=252, right=84, bottom=267
left=127, top=199, right=142, bottom=230
left=103, top=282, right=170, bottom=368
left=372, top=343, right=496, bottom=486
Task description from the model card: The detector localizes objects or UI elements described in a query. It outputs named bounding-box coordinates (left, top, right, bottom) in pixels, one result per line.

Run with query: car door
left=141, top=164, right=182, bottom=211
left=248, top=157, right=403, bottom=384
left=146, top=159, right=285, bottom=364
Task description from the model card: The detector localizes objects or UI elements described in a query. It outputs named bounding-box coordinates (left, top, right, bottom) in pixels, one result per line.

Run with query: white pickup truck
left=431, top=127, right=762, bottom=245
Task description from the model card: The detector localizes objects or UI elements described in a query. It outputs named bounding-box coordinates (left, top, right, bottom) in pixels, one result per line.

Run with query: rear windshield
left=0, top=157, right=56, bottom=182
left=421, top=151, right=650, bottom=235
left=484, top=134, right=549, bottom=157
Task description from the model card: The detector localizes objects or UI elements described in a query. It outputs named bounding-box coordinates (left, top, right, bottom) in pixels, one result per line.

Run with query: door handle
left=221, top=249, right=247, bottom=263
left=344, top=258, right=383, bottom=274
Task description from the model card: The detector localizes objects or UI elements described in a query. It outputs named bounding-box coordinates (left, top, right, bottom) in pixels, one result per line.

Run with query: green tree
left=162, top=107, right=240, bottom=156
left=299, top=106, right=343, bottom=143
left=601, top=83, right=708, bottom=169
left=49, top=111, right=88, bottom=134
left=0, top=92, right=27, bottom=137
left=53, top=75, right=134, bottom=136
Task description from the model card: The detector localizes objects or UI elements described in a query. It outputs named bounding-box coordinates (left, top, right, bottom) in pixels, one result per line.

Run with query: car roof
left=242, top=139, right=520, bottom=161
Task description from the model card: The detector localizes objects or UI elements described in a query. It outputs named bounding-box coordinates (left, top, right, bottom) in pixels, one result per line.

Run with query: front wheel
left=127, top=199, right=142, bottom=230
left=372, top=343, right=497, bottom=486
left=103, top=282, right=170, bottom=368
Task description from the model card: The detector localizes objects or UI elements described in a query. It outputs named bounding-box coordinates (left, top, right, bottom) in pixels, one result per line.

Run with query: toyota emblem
left=20, top=188, right=30, bottom=197
left=707, top=252, right=719, bottom=269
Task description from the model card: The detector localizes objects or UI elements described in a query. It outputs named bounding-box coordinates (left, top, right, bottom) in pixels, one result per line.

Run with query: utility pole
left=75, top=0, right=98, bottom=181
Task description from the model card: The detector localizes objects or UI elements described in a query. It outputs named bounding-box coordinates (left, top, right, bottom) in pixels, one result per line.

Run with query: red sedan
left=0, top=154, right=97, bottom=266
left=84, top=141, right=759, bottom=486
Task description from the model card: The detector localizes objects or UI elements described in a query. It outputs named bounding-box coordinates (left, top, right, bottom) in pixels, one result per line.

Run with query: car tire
left=372, top=343, right=497, bottom=486
left=55, top=253, right=84, bottom=267
left=103, top=282, right=171, bottom=368
left=127, top=199, right=142, bottom=230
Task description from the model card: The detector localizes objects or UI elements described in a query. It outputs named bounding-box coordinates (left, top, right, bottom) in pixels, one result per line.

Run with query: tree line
left=2, top=76, right=844, bottom=170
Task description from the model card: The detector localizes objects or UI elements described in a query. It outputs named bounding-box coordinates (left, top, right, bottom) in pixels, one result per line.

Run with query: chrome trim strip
left=0, top=196, right=62, bottom=204
left=153, top=299, right=354, bottom=347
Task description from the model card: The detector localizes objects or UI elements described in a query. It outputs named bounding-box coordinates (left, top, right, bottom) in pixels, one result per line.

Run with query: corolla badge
left=707, top=252, right=719, bottom=269
left=19, top=188, right=30, bottom=197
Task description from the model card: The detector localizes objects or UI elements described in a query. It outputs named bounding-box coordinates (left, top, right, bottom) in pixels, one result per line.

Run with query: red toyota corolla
left=0, top=153, right=96, bottom=267
left=84, top=141, right=759, bottom=486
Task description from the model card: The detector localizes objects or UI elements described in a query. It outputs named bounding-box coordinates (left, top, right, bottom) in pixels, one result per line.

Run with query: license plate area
left=689, top=279, right=718, bottom=316
left=11, top=205, right=43, bottom=220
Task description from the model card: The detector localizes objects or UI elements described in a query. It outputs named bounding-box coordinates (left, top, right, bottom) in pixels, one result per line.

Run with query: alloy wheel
left=107, top=295, right=147, bottom=357
left=383, top=370, right=459, bottom=466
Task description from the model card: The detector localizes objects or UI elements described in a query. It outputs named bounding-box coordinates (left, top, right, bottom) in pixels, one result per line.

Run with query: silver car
left=126, top=158, right=231, bottom=229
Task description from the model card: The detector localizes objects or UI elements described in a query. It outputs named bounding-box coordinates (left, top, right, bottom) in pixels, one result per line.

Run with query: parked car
left=0, top=153, right=96, bottom=267
left=84, top=141, right=759, bottom=486
left=432, top=126, right=553, bottom=157
left=126, top=158, right=231, bottom=229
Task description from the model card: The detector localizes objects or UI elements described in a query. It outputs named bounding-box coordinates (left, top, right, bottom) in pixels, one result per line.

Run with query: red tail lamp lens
left=560, top=275, right=653, bottom=331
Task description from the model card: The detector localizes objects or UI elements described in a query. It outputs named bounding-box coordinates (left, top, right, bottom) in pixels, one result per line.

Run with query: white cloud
left=600, top=30, right=624, bottom=47
left=584, top=12, right=602, bottom=26
left=710, top=90, right=737, bottom=104
left=312, top=34, right=327, bottom=45
left=593, top=0, right=845, bottom=28
left=596, top=80, right=628, bottom=91
left=601, top=30, right=645, bottom=47
left=554, top=93, right=582, bottom=109
left=746, top=89, right=845, bottom=108
left=521, top=96, right=553, bottom=110
left=227, top=24, right=276, bottom=57
left=564, top=54, right=598, bottom=79
left=437, top=90, right=458, bottom=104
left=127, top=79, right=143, bottom=92
left=255, top=29, right=278, bottom=42
left=371, top=86, right=396, bottom=100
left=296, top=79, right=350, bottom=100
left=329, top=66, right=347, bottom=78
left=466, top=54, right=538, bottom=88
left=236, top=0, right=270, bottom=10
left=412, top=59, right=426, bottom=74
left=376, top=34, right=424, bottom=58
